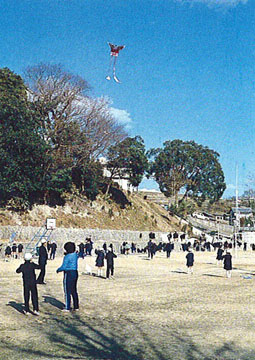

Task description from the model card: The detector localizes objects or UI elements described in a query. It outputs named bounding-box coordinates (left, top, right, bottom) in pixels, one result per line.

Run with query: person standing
left=164, top=242, right=172, bottom=258
left=78, top=242, right=85, bottom=259
left=186, top=248, right=194, bottom=274
left=12, top=243, right=17, bottom=259
left=223, top=251, right=232, bottom=278
left=50, top=241, right=57, bottom=260
left=216, top=245, right=224, bottom=266
left=95, top=248, right=105, bottom=277
left=57, top=242, right=79, bottom=312
left=105, top=249, right=117, bottom=279
left=18, top=243, right=24, bottom=259
left=16, top=252, right=41, bottom=315
left=36, top=239, right=48, bottom=284
left=5, top=245, right=12, bottom=260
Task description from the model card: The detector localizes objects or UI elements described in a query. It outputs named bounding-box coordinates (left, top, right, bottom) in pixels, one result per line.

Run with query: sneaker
left=33, top=311, right=40, bottom=316
left=61, top=309, right=70, bottom=313
left=73, top=308, right=79, bottom=312
left=23, top=311, right=30, bottom=316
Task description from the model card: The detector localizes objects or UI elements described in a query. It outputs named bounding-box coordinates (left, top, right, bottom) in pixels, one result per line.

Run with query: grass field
left=1, top=249, right=255, bottom=360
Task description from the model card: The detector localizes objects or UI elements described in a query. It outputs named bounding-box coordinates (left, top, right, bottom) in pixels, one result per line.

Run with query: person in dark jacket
left=5, top=245, right=11, bottom=260
left=12, top=243, right=18, bottom=259
left=36, top=240, right=48, bottom=284
left=50, top=241, right=57, bottom=260
left=78, top=242, right=85, bottom=259
left=216, top=246, right=224, bottom=265
left=186, top=248, right=194, bottom=274
left=16, top=253, right=41, bottom=315
left=223, top=251, right=232, bottom=278
left=105, top=250, right=117, bottom=279
left=57, top=242, right=79, bottom=312
left=95, top=248, right=105, bottom=277
left=18, top=243, right=24, bottom=259
left=164, top=242, right=172, bottom=258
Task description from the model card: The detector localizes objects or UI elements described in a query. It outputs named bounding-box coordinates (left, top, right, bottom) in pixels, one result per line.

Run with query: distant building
left=99, top=157, right=138, bottom=192
left=229, top=207, right=253, bottom=225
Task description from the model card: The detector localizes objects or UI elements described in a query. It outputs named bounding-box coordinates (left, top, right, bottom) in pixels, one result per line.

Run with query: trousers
left=63, top=270, right=79, bottom=310
left=23, top=282, right=39, bottom=312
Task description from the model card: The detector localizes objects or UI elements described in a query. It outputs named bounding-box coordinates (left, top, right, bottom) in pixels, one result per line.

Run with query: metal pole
left=234, top=164, right=239, bottom=258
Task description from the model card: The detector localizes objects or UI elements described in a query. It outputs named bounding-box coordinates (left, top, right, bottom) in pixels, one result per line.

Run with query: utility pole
left=234, top=164, right=240, bottom=258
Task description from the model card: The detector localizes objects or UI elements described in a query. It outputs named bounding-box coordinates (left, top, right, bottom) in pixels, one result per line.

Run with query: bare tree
left=77, top=97, right=127, bottom=161
left=24, top=64, right=127, bottom=167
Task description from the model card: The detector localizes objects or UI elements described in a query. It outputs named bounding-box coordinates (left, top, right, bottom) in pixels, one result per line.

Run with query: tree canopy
left=105, top=136, right=148, bottom=194
left=148, top=139, right=226, bottom=205
left=0, top=68, right=50, bottom=208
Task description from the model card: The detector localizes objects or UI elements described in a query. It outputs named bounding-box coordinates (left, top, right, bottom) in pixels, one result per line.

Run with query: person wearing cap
left=36, top=239, right=48, bottom=284
left=16, top=253, right=41, bottom=315
left=56, top=242, right=79, bottom=312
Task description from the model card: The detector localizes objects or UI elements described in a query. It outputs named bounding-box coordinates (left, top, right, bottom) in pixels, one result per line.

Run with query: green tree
left=148, top=139, right=226, bottom=205
left=0, top=68, right=50, bottom=208
left=72, top=160, right=103, bottom=201
left=105, top=136, right=148, bottom=195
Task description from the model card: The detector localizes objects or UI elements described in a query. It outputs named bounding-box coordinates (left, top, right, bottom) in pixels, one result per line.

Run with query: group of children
left=15, top=235, right=236, bottom=316
left=16, top=240, right=118, bottom=315
left=5, top=243, right=23, bottom=260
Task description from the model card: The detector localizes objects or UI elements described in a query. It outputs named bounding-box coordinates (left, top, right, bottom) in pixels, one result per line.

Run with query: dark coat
left=164, top=243, right=172, bottom=252
left=216, top=248, right=224, bottom=260
left=223, top=253, right=232, bottom=270
left=186, top=252, right=194, bottom=267
left=16, top=261, right=41, bottom=284
left=38, top=245, right=48, bottom=266
left=95, top=250, right=105, bottom=267
left=105, top=251, right=117, bottom=266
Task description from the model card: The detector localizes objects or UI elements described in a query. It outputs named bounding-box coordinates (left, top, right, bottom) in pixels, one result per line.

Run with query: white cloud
left=110, top=107, right=133, bottom=129
left=175, top=0, right=248, bottom=8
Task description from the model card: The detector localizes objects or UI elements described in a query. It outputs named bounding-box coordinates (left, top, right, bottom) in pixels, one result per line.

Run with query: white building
left=99, top=157, right=138, bottom=192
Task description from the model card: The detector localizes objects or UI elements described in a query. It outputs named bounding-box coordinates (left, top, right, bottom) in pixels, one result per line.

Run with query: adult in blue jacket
left=57, top=242, right=79, bottom=312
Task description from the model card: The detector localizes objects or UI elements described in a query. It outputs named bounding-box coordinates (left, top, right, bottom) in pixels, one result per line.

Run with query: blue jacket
left=57, top=252, right=79, bottom=272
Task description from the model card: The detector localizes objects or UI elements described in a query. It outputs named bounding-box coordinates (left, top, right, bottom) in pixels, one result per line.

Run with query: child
left=105, top=249, right=117, bottom=279
left=16, top=253, right=41, bottom=315
left=216, top=245, right=224, bottom=266
left=223, top=251, right=232, bottom=278
left=95, top=248, right=105, bottom=277
left=56, top=242, right=79, bottom=312
left=186, top=248, right=194, bottom=274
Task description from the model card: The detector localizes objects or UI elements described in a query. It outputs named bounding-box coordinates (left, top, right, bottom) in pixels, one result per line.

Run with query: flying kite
left=106, top=42, right=125, bottom=83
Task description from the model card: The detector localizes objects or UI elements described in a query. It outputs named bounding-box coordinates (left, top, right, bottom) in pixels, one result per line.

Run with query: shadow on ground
left=6, top=301, right=24, bottom=314
left=42, top=296, right=65, bottom=310
left=2, top=304, right=255, bottom=360
left=0, top=295, right=255, bottom=360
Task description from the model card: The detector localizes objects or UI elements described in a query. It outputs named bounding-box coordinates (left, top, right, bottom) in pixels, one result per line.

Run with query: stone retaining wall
left=0, top=226, right=170, bottom=253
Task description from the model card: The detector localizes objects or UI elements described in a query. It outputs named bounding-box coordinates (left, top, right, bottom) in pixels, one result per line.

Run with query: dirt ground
left=1, top=249, right=255, bottom=360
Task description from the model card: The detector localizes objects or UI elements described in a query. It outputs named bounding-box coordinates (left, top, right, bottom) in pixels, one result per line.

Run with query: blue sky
left=0, top=0, right=254, bottom=197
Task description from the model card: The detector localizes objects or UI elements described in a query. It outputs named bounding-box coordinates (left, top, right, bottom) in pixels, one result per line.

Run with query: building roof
left=231, top=207, right=253, bottom=214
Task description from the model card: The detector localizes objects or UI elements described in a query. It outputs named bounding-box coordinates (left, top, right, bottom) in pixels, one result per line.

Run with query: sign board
left=46, top=218, right=56, bottom=230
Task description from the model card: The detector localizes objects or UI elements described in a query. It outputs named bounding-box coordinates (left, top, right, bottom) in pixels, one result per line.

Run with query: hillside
left=0, top=190, right=183, bottom=232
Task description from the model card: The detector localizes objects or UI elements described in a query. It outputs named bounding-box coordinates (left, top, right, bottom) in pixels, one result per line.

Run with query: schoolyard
left=1, top=249, right=255, bottom=360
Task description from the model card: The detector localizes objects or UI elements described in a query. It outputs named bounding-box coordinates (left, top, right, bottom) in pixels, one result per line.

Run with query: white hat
left=24, top=253, right=32, bottom=261
left=41, top=239, right=47, bottom=244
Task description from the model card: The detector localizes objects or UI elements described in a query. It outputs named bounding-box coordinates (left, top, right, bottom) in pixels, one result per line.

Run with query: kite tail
left=113, top=57, right=121, bottom=83
left=106, top=56, right=114, bottom=80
